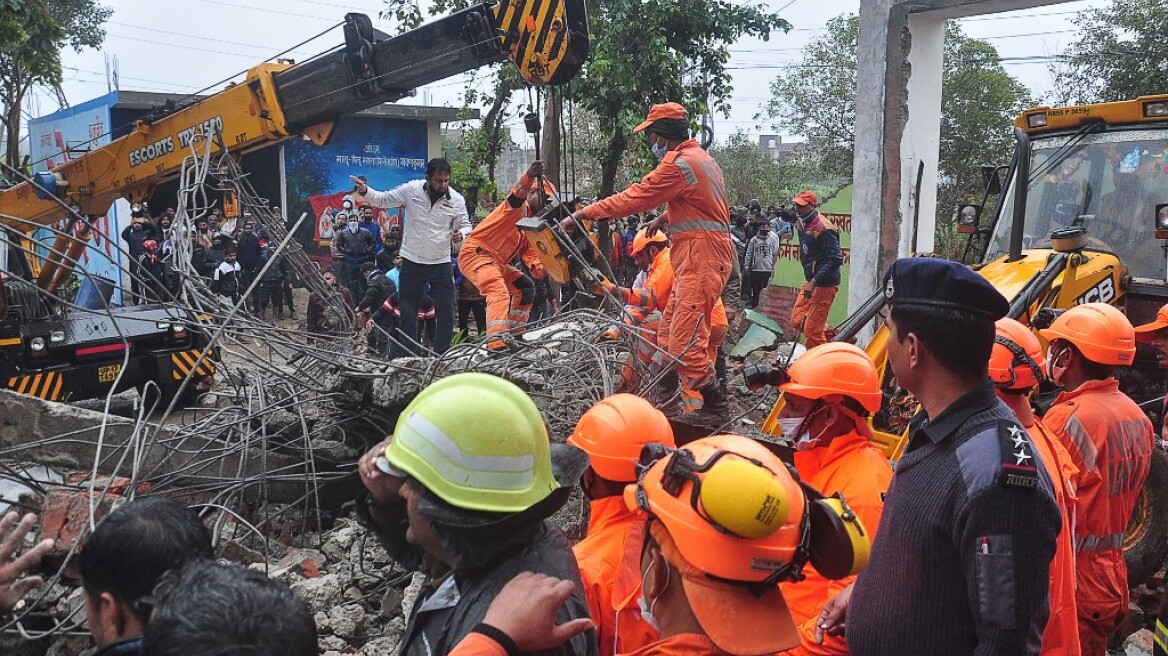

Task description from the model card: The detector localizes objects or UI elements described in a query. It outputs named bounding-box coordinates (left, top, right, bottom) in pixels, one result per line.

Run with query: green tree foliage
left=762, top=13, right=858, bottom=179
left=575, top=0, right=789, bottom=196
left=443, top=120, right=501, bottom=215
left=937, top=28, right=1032, bottom=257
left=0, top=0, right=111, bottom=169
left=712, top=130, right=840, bottom=210
left=766, top=14, right=1031, bottom=257
left=1050, top=0, right=1168, bottom=105
left=382, top=0, right=519, bottom=198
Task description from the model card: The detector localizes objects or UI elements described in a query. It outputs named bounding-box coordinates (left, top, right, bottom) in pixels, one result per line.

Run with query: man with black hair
left=355, top=373, right=595, bottom=656
left=235, top=217, right=262, bottom=311
left=212, top=249, right=242, bottom=304
left=817, top=257, right=1061, bottom=656
left=570, top=103, right=734, bottom=414
left=143, top=560, right=316, bottom=656
left=790, top=190, right=842, bottom=350
left=352, top=158, right=471, bottom=356
left=358, top=256, right=398, bottom=355
left=79, top=497, right=213, bottom=656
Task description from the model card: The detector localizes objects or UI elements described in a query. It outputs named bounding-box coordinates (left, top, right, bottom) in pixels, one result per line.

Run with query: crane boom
left=1, top=0, right=588, bottom=228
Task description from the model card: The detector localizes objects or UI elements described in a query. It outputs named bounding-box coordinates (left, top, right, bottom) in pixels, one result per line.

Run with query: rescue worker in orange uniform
left=458, top=160, right=549, bottom=348
left=566, top=394, right=675, bottom=656
left=1039, top=303, right=1154, bottom=655
left=571, top=102, right=734, bottom=414
left=446, top=434, right=839, bottom=656
left=1132, top=304, right=1168, bottom=656
left=771, top=342, right=892, bottom=655
left=990, top=318, right=1081, bottom=656
left=598, top=227, right=727, bottom=404
left=789, top=191, right=842, bottom=351
left=1135, top=303, right=1168, bottom=442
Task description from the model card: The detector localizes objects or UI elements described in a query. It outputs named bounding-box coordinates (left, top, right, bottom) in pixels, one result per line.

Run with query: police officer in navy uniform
left=816, top=257, right=1061, bottom=656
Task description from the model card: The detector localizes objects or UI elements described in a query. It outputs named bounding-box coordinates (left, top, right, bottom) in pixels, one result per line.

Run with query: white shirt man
left=351, top=159, right=470, bottom=355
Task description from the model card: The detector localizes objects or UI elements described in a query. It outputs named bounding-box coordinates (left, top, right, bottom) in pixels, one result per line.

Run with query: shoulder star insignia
left=1007, top=424, right=1028, bottom=449
left=1014, top=449, right=1032, bottom=466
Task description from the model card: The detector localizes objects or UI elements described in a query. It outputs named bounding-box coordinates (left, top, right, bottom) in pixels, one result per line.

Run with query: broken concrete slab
left=0, top=389, right=308, bottom=503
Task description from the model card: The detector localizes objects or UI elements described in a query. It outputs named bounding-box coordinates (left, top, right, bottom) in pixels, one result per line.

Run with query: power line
left=106, top=32, right=290, bottom=59
left=107, top=21, right=319, bottom=56
left=62, top=66, right=204, bottom=91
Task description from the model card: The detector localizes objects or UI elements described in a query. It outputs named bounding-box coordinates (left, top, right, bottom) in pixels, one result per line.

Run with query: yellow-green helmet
left=385, top=373, right=561, bottom=514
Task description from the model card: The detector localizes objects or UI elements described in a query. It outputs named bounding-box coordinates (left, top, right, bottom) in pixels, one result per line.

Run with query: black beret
left=882, top=257, right=1008, bottom=319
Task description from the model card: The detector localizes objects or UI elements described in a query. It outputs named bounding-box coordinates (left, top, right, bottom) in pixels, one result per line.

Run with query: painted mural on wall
left=27, top=93, right=127, bottom=303
left=283, top=115, right=427, bottom=263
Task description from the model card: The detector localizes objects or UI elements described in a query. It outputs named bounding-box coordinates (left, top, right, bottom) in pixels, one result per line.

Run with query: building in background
left=757, top=134, right=800, bottom=163
left=26, top=91, right=467, bottom=292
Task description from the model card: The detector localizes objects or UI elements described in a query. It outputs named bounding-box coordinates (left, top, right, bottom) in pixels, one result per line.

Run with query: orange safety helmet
left=625, top=434, right=805, bottom=654
left=1038, top=302, right=1136, bottom=366
left=990, top=318, right=1046, bottom=390
left=567, top=393, right=675, bottom=482
left=630, top=226, right=669, bottom=256
left=779, top=343, right=881, bottom=414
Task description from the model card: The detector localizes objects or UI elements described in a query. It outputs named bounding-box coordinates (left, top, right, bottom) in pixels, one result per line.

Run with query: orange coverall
left=781, top=421, right=892, bottom=656
left=1045, top=378, right=1154, bottom=656
left=611, top=248, right=726, bottom=391
left=449, top=631, right=726, bottom=656
left=1026, top=417, right=1082, bottom=656
left=582, top=140, right=733, bottom=412
left=573, top=497, right=658, bottom=656
left=459, top=179, right=544, bottom=342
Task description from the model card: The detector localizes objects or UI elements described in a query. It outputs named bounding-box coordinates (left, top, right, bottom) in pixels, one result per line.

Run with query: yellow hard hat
left=385, top=373, right=565, bottom=514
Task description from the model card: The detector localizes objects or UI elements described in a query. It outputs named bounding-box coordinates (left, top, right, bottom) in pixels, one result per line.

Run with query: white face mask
left=777, top=417, right=805, bottom=439
left=637, top=554, right=667, bottom=632
left=1046, top=344, right=1069, bottom=387
left=348, top=221, right=359, bottom=233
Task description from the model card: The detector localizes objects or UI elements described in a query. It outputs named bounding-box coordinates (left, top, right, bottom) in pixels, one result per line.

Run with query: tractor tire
left=1124, top=448, right=1168, bottom=587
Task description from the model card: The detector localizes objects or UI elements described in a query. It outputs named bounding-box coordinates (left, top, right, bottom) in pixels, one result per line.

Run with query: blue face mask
left=651, top=139, right=667, bottom=159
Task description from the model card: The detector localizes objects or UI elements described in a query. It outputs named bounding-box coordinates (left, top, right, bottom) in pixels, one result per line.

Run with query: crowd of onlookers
left=120, top=204, right=296, bottom=320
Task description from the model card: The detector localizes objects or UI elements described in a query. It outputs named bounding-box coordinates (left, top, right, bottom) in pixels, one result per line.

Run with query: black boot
left=699, top=379, right=729, bottom=413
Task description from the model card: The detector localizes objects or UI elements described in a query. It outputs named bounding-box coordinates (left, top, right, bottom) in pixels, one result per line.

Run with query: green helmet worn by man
left=356, top=372, right=595, bottom=656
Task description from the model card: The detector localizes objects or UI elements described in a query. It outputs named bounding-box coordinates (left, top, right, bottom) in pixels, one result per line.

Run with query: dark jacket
left=795, top=211, right=842, bottom=287
left=259, top=250, right=286, bottom=285
left=356, top=496, right=597, bottom=656
left=203, top=244, right=227, bottom=274
left=336, top=226, right=376, bottom=260
left=847, top=383, right=1061, bottom=656
left=358, top=270, right=397, bottom=312
left=121, top=224, right=157, bottom=259
left=236, top=231, right=262, bottom=271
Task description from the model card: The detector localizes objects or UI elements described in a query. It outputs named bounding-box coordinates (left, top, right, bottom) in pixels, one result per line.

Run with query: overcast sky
left=38, top=0, right=1101, bottom=151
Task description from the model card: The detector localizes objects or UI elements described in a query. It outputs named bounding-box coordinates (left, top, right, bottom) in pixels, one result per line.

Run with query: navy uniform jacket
left=847, top=383, right=1061, bottom=656
left=795, top=211, right=842, bottom=287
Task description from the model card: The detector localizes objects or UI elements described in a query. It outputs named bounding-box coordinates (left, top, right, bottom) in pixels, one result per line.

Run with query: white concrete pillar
left=899, top=13, right=944, bottom=255
left=850, top=0, right=1077, bottom=325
